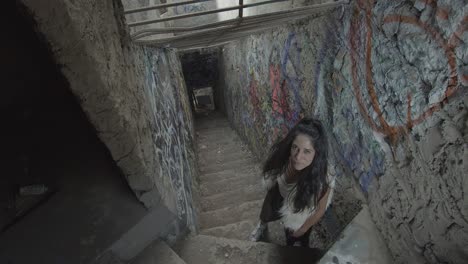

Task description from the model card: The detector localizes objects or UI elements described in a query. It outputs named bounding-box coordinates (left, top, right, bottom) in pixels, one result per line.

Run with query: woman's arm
left=292, top=187, right=331, bottom=237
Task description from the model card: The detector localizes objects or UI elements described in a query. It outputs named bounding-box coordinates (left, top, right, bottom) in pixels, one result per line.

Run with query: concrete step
left=173, top=235, right=323, bottom=264
left=197, top=139, right=247, bottom=155
left=196, top=132, right=238, bottom=143
left=199, top=199, right=263, bottom=229
left=200, top=220, right=256, bottom=241
left=200, top=182, right=264, bottom=211
left=200, top=219, right=287, bottom=245
left=199, top=165, right=261, bottom=183
left=196, top=126, right=233, bottom=135
left=198, top=149, right=252, bottom=168
left=197, top=136, right=242, bottom=148
left=195, top=119, right=229, bottom=128
left=199, top=157, right=256, bottom=175
left=131, top=240, right=186, bottom=264
left=197, top=136, right=247, bottom=151
left=200, top=173, right=261, bottom=197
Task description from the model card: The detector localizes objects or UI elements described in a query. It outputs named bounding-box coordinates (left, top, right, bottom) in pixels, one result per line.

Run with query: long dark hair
left=263, top=118, right=328, bottom=212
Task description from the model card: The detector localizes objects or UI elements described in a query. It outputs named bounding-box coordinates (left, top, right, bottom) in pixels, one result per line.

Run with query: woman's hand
left=292, top=227, right=307, bottom=238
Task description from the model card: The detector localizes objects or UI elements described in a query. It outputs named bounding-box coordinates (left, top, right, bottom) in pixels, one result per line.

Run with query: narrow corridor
left=195, top=112, right=264, bottom=240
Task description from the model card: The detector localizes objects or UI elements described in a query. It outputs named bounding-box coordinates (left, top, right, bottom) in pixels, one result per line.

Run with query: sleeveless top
left=278, top=173, right=296, bottom=199
left=263, top=169, right=336, bottom=231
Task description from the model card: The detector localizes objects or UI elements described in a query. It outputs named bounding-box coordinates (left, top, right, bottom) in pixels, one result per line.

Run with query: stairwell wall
left=218, top=0, right=467, bottom=263
left=20, top=0, right=199, bottom=234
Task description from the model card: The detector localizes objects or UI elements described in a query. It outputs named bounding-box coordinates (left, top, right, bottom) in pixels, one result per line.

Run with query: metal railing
left=124, top=0, right=349, bottom=50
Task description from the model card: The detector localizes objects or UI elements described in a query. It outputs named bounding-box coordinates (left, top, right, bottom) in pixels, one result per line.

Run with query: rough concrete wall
left=20, top=0, right=198, bottom=232
left=218, top=0, right=467, bottom=263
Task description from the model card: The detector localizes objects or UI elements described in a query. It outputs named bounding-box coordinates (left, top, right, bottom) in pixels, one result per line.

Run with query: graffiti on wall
left=349, top=0, right=464, bottom=143
left=145, top=49, right=196, bottom=229
left=239, top=32, right=305, bottom=152
left=326, top=0, right=466, bottom=192
left=220, top=1, right=467, bottom=262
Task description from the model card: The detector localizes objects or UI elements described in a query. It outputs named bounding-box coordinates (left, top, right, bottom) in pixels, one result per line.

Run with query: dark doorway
left=0, top=2, right=146, bottom=263
left=180, top=50, right=220, bottom=114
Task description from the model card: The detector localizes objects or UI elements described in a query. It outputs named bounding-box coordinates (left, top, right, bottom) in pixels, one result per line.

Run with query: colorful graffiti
left=349, top=0, right=464, bottom=143
left=234, top=32, right=306, bottom=151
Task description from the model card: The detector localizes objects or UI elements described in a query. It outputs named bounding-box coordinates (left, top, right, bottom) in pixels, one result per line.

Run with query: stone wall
left=218, top=0, right=467, bottom=263
left=20, top=0, right=198, bottom=232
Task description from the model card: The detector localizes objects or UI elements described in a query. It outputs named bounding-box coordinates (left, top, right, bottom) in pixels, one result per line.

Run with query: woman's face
left=290, top=133, right=316, bottom=171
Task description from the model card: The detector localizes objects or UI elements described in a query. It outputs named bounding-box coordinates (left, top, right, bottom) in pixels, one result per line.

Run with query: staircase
left=109, top=111, right=392, bottom=264
left=170, top=112, right=322, bottom=263
left=195, top=113, right=265, bottom=240
left=119, top=112, right=322, bottom=264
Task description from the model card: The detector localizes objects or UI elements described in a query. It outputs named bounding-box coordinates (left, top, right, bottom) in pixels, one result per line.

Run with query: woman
left=249, top=117, right=335, bottom=247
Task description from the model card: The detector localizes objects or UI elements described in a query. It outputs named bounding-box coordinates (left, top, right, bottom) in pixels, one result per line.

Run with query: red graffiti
left=249, top=73, right=262, bottom=122
left=436, top=7, right=450, bottom=20
left=270, top=65, right=293, bottom=122
left=349, top=0, right=464, bottom=143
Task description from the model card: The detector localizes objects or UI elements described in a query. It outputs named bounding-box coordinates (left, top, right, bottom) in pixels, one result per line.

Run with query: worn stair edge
left=197, top=139, right=244, bottom=151
left=200, top=183, right=265, bottom=212
left=198, top=149, right=252, bottom=164
left=196, top=125, right=233, bottom=134
left=131, top=240, right=186, bottom=264
left=199, top=158, right=258, bottom=175
left=200, top=220, right=256, bottom=241
left=196, top=129, right=238, bottom=139
left=199, top=165, right=262, bottom=183
left=197, top=145, right=249, bottom=157
left=201, top=219, right=294, bottom=248
left=199, top=199, right=263, bottom=229
left=173, top=234, right=323, bottom=264
left=200, top=173, right=261, bottom=197
left=199, top=168, right=262, bottom=184
left=198, top=150, right=252, bottom=167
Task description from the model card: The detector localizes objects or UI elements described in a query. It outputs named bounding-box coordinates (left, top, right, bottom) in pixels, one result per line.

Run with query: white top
left=278, top=174, right=296, bottom=199
left=277, top=172, right=336, bottom=231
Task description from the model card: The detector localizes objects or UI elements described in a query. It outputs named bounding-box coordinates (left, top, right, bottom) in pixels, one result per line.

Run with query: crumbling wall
left=218, top=0, right=467, bottom=262
left=20, top=0, right=198, bottom=232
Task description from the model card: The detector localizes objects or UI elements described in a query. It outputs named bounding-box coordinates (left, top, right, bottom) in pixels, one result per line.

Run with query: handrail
left=127, top=0, right=289, bottom=27
left=124, top=0, right=212, bottom=15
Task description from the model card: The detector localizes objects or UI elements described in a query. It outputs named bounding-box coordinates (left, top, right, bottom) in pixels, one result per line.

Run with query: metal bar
left=128, top=0, right=288, bottom=27
left=124, top=0, right=212, bottom=15
left=239, top=0, right=244, bottom=18
left=131, top=18, right=241, bottom=38
left=132, top=0, right=348, bottom=41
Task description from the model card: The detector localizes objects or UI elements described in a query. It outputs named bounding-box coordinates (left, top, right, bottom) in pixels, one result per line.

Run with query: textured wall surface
left=20, top=0, right=198, bottom=232
left=218, top=0, right=467, bottom=263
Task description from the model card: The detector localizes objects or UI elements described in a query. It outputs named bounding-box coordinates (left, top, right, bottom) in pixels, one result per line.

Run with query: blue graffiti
left=280, top=32, right=303, bottom=127
left=313, top=25, right=336, bottom=99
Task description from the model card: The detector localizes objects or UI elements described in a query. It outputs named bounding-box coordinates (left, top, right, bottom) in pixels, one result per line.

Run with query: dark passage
left=180, top=50, right=221, bottom=113
left=0, top=2, right=146, bottom=263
